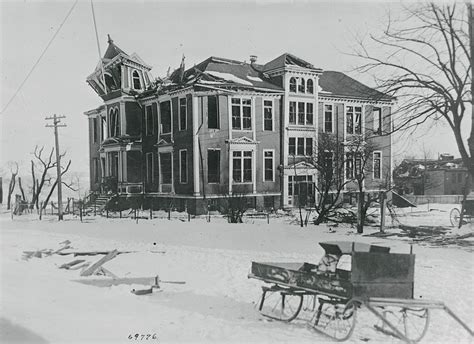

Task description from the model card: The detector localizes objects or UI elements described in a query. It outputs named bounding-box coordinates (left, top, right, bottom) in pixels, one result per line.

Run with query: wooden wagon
left=248, top=241, right=473, bottom=343
left=450, top=197, right=474, bottom=227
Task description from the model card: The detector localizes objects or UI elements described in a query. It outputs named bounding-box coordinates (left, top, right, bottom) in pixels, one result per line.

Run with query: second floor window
left=132, top=70, right=141, bottom=90
left=346, top=152, right=363, bottom=179
left=109, top=108, right=120, bottom=137
left=145, top=105, right=155, bottom=136
left=324, top=104, right=333, bottom=133
left=160, top=101, right=171, bottom=134
left=306, top=79, right=314, bottom=94
left=208, top=96, right=219, bottom=129
left=232, top=98, right=252, bottom=130
left=179, top=98, right=187, bottom=131
left=346, top=106, right=362, bottom=135
left=373, top=108, right=382, bottom=135
left=264, top=100, right=273, bottom=131
left=373, top=152, right=382, bottom=179
left=290, top=102, right=314, bottom=125
left=289, top=77, right=297, bottom=93
left=289, top=137, right=313, bottom=156
left=233, top=151, right=252, bottom=183
left=298, top=78, right=305, bottom=93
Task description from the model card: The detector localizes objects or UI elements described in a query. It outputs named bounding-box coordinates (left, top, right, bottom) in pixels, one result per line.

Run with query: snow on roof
left=206, top=71, right=253, bottom=86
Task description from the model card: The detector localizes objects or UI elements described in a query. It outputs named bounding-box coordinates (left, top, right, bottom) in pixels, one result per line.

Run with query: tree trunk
left=468, top=3, right=474, bottom=184
left=7, top=177, right=16, bottom=210
left=18, top=177, right=26, bottom=201
left=357, top=191, right=364, bottom=233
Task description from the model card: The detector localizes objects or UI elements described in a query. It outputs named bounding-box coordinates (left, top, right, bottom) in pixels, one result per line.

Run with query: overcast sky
left=0, top=0, right=469, bottom=182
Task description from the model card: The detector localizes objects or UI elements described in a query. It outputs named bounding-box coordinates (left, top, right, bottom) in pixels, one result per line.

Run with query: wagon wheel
left=450, top=208, right=461, bottom=227
left=374, top=306, right=430, bottom=343
left=311, top=299, right=358, bottom=341
left=258, top=288, right=303, bottom=322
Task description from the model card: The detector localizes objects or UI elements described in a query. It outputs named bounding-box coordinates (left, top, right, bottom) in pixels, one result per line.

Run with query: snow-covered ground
left=0, top=205, right=473, bottom=344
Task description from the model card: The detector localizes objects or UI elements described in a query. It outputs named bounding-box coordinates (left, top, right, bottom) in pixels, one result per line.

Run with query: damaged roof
left=262, top=53, right=319, bottom=72
left=319, top=71, right=394, bottom=101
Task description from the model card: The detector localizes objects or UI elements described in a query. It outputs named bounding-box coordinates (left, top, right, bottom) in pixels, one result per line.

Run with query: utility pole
left=46, top=114, right=67, bottom=220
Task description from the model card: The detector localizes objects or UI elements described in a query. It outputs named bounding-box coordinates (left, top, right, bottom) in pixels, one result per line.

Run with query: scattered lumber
left=57, top=250, right=135, bottom=257
left=59, top=259, right=86, bottom=269
left=69, top=262, right=90, bottom=270
left=399, top=225, right=451, bottom=237
left=80, top=250, right=118, bottom=277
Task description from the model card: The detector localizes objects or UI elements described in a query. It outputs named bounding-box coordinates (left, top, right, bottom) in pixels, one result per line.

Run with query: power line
left=0, top=0, right=79, bottom=115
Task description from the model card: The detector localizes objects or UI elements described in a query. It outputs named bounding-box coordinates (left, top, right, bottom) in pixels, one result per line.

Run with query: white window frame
left=263, top=99, right=274, bottom=131
left=132, top=70, right=142, bottom=90
left=179, top=97, right=187, bottom=131
left=373, top=107, right=382, bottom=135
left=323, top=103, right=334, bottom=133
left=108, top=107, right=120, bottom=137
left=232, top=150, right=253, bottom=183
left=159, top=100, right=172, bottom=134
left=179, top=149, right=188, bottom=184
left=306, top=78, right=314, bottom=94
left=159, top=152, right=173, bottom=185
left=146, top=152, right=154, bottom=183
left=289, top=137, right=313, bottom=157
left=231, top=98, right=252, bottom=131
left=373, top=151, right=382, bottom=180
left=263, top=149, right=275, bottom=182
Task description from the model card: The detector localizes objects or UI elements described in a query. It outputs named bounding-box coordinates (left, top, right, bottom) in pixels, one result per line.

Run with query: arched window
left=298, top=78, right=305, bottom=93
left=306, top=79, right=314, bottom=94
left=132, top=70, right=141, bottom=90
left=289, top=77, right=297, bottom=93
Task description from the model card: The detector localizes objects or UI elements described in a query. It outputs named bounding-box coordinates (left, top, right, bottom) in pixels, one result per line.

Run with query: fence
left=402, top=194, right=464, bottom=205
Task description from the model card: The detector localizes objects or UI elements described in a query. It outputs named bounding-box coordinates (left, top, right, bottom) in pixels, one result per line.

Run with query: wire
left=0, top=0, right=79, bottom=115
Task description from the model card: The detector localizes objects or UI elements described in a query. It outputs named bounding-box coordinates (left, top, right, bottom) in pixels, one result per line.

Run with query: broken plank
left=56, top=250, right=134, bottom=257
left=59, top=259, right=86, bottom=269
left=80, top=250, right=118, bottom=277
left=69, top=262, right=90, bottom=270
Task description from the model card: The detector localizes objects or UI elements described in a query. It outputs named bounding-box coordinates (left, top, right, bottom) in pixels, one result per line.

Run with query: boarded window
left=207, top=150, right=220, bottom=183
left=208, top=96, right=219, bottom=129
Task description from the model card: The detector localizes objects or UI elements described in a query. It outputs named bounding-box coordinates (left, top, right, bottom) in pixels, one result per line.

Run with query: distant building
left=84, top=36, right=394, bottom=214
left=394, top=155, right=469, bottom=196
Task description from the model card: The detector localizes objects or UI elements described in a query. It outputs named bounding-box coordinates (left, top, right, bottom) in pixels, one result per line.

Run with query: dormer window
left=132, top=70, right=141, bottom=90
left=307, top=79, right=314, bottom=94
left=298, top=78, right=305, bottom=93
left=289, top=77, right=297, bottom=93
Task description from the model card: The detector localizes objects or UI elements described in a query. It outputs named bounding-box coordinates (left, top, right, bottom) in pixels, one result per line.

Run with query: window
left=146, top=152, right=154, bottom=183
left=290, top=137, right=312, bottom=156
left=289, top=102, right=297, bottom=124
left=145, top=105, right=155, bottom=136
left=132, top=70, right=141, bottom=90
left=109, top=108, right=120, bottom=137
left=324, top=104, right=333, bottom=133
left=289, top=77, right=297, bottom=93
left=263, top=100, right=273, bottom=131
left=233, top=151, right=252, bottom=183
left=93, top=158, right=99, bottom=183
left=373, top=152, right=381, bottom=179
left=346, top=153, right=354, bottom=179
left=306, top=79, right=314, bottom=94
left=160, top=101, right=171, bottom=134
left=355, top=152, right=362, bottom=177
left=288, top=175, right=313, bottom=196
left=179, top=150, right=187, bottom=183
left=298, top=102, right=305, bottom=125
left=160, top=152, right=172, bottom=184
left=92, top=118, right=99, bottom=143
left=373, top=108, right=382, bottom=135
left=324, top=151, right=333, bottom=173
left=232, top=98, right=252, bottom=130
left=298, top=78, right=305, bottom=93
left=207, top=149, right=220, bottom=183
left=346, top=106, right=362, bottom=135
left=289, top=138, right=296, bottom=155
left=179, top=98, right=187, bottom=131
left=264, top=150, right=274, bottom=182
left=306, top=103, right=313, bottom=125
left=208, top=96, right=219, bottom=129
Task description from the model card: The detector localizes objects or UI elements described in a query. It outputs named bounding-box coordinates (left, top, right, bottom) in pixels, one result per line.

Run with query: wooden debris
left=57, top=250, right=135, bottom=257
left=59, top=259, right=86, bottom=269
left=69, top=262, right=90, bottom=270
left=80, top=250, right=118, bottom=277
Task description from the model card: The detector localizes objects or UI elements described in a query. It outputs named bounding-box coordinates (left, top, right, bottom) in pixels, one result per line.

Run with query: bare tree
left=352, top=3, right=472, bottom=179
left=6, top=162, right=18, bottom=210
left=42, top=159, right=74, bottom=209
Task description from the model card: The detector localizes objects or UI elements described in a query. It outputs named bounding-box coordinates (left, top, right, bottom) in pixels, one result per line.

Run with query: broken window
left=298, top=78, right=305, bottom=93
left=132, top=70, right=141, bottom=90
left=109, top=108, right=120, bottom=137
left=264, top=100, right=273, bottom=131
left=289, top=77, right=297, bottom=93
left=354, top=107, right=362, bottom=134
left=160, top=152, right=172, bottom=184
left=179, top=98, right=187, bottom=131
left=231, top=98, right=252, bottom=130
left=208, top=96, right=219, bottom=129
left=207, top=149, right=220, bottom=183
left=160, top=101, right=171, bottom=134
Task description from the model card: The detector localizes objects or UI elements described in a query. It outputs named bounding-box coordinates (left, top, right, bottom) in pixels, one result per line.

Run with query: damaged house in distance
left=84, top=36, right=394, bottom=214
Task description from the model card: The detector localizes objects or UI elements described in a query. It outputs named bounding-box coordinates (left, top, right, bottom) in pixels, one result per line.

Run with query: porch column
left=252, top=149, right=257, bottom=194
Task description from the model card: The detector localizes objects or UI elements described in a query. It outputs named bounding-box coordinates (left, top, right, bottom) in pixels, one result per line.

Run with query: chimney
left=250, top=55, right=257, bottom=64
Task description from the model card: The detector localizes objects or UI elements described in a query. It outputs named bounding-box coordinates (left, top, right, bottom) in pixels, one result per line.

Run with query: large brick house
left=84, top=36, right=394, bottom=214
